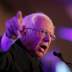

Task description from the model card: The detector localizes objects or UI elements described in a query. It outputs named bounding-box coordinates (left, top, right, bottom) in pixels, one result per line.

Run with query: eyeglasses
left=21, top=27, right=56, bottom=41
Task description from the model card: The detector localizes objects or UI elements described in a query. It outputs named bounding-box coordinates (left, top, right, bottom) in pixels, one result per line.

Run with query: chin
left=36, top=52, right=45, bottom=59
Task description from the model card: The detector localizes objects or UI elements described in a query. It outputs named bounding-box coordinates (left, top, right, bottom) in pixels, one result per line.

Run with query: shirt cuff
left=1, top=33, right=17, bottom=52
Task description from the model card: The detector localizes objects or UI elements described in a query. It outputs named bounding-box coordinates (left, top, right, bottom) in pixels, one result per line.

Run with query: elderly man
left=0, top=11, right=55, bottom=72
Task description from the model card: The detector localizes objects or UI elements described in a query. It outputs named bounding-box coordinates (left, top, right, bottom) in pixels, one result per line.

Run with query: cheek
left=48, top=35, right=52, bottom=44
left=47, top=40, right=52, bottom=50
left=31, top=33, right=41, bottom=46
left=22, top=31, right=42, bottom=48
left=31, top=32, right=44, bottom=49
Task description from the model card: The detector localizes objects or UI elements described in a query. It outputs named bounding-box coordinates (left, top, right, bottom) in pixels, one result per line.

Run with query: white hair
left=32, top=13, right=55, bottom=28
left=23, top=12, right=55, bottom=29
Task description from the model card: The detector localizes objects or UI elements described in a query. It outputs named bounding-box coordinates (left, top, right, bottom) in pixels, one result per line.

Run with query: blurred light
left=57, top=27, right=72, bottom=41
left=56, top=62, right=71, bottom=72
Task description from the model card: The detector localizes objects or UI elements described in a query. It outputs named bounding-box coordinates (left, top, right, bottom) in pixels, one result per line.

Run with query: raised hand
left=5, top=11, right=23, bottom=39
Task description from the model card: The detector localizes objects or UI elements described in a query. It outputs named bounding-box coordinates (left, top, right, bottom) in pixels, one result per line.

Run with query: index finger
left=16, top=11, right=23, bottom=30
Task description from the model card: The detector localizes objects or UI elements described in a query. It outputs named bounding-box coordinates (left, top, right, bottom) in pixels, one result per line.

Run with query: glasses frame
left=23, top=27, right=56, bottom=41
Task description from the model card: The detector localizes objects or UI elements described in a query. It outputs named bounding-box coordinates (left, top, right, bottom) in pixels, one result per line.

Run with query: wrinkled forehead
left=32, top=14, right=55, bottom=35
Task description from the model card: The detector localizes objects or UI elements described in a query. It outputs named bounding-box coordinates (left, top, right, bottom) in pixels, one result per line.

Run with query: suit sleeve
left=1, top=33, right=16, bottom=52
left=0, top=51, right=13, bottom=71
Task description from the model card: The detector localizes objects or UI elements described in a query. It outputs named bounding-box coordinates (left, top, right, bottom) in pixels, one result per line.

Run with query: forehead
left=34, top=16, right=54, bottom=34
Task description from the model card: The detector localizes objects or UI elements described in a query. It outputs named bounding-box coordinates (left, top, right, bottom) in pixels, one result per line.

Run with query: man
left=0, top=11, right=55, bottom=72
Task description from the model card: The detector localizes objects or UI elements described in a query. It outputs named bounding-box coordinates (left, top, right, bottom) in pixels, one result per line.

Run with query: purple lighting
left=57, top=27, right=72, bottom=41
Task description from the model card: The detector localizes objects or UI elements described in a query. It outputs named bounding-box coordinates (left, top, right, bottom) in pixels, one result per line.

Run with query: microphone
left=53, top=51, right=64, bottom=61
left=53, top=51, right=61, bottom=57
left=53, top=51, right=72, bottom=67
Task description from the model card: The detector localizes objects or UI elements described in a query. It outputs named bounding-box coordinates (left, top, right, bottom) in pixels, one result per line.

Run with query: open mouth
left=38, top=45, right=47, bottom=53
left=40, top=45, right=47, bottom=50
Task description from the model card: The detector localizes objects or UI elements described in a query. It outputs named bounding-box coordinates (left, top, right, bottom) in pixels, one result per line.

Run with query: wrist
left=6, top=32, right=17, bottom=40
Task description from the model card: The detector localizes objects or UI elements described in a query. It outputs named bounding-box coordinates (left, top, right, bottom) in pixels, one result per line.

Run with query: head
left=20, top=12, right=55, bottom=59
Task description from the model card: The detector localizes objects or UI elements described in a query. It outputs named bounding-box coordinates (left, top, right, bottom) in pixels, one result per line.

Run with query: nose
left=43, top=35, right=49, bottom=42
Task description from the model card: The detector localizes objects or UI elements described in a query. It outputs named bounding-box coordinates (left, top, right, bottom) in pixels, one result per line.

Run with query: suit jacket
left=0, top=36, right=2, bottom=48
left=0, top=39, right=43, bottom=72
left=0, top=36, right=2, bottom=52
